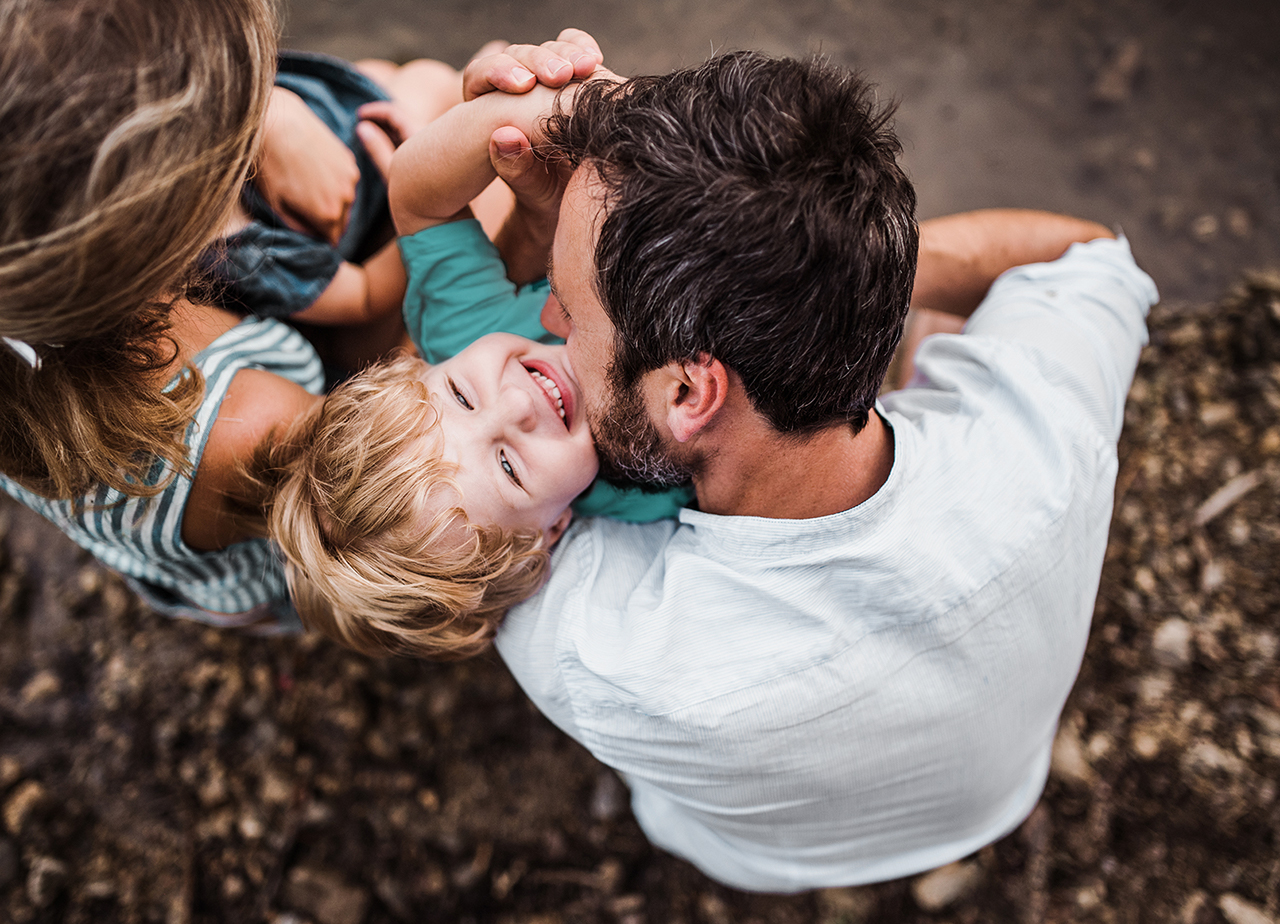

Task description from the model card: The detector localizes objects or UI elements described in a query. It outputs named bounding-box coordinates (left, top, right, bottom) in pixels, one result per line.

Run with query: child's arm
left=388, top=83, right=564, bottom=238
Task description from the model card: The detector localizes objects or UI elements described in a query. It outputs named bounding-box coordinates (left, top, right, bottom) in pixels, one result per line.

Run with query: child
left=266, top=67, right=692, bottom=657
left=0, top=0, right=598, bottom=630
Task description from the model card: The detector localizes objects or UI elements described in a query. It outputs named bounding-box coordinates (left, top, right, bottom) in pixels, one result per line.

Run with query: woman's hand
left=256, top=87, right=360, bottom=246
left=462, top=29, right=604, bottom=100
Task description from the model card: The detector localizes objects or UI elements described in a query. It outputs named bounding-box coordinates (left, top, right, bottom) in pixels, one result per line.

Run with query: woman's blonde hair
left=262, top=355, right=552, bottom=660
left=0, top=0, right=278, bottom=498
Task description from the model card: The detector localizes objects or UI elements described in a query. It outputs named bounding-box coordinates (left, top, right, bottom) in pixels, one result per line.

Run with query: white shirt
left=497, top=237, right=1157, bottom=892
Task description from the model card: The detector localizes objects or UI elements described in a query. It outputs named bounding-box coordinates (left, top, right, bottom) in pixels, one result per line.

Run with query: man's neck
left=691, top=410, right=894, bottom=519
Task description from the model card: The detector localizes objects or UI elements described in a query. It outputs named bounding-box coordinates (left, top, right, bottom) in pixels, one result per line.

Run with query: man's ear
left=663, top=354, right=729, bottom=443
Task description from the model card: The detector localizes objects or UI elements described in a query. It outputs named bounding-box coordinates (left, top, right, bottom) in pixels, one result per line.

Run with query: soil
left=3, top=1, right=1279, bottom=922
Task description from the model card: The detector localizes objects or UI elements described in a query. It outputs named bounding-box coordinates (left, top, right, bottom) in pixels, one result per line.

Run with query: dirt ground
left=3, top=0, right=1279, bottom=921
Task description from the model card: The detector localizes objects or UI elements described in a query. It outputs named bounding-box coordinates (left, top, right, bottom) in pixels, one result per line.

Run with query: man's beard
left=590, top=377, right=695, bottom=491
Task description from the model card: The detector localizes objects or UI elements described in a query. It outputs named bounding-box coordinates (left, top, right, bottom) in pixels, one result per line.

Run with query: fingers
left=356, top=101, right=414, bottom=146
left=355, top=121, right=397, bottom=181
left=462, top=28, right=605, bottom=100
left=550, top=28, right=605, bottom=79
left=489, top=126, right=537, bottom=184
left=462, top=52, right=537, bottom=101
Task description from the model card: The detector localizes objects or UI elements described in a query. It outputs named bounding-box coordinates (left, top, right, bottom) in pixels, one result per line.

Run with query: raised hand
left=462, top=29, right=604, bottom=100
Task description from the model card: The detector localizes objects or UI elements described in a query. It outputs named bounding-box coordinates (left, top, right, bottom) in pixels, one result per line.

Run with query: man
left=478, top=49, right=1157, bottom=891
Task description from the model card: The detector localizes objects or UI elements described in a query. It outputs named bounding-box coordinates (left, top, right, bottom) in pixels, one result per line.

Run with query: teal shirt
left=399, top=220, right=692, bottom=522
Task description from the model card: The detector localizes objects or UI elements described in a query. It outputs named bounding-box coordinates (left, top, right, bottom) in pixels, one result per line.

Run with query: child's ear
left=545, top=508, right=574, bottom=547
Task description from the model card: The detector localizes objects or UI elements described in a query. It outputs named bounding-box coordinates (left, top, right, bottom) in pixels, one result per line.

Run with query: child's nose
left=501, top=385, right=539, bottom=433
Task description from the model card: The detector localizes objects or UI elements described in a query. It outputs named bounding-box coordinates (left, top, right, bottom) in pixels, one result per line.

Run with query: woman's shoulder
left=182, top=368, right=321, bottom=551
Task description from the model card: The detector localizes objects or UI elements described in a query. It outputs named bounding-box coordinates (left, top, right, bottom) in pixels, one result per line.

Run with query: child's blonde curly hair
left=264, top=354, right=552, bottom=660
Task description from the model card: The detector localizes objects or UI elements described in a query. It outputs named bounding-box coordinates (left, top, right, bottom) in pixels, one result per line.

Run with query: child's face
left=418, top=333, right=599, bottom=538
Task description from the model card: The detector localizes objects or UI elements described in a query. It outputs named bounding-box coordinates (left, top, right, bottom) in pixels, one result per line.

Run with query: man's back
left=498, top=237, right=1157, bottom=891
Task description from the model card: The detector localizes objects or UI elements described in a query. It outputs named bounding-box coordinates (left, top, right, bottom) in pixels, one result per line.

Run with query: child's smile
left=414, top=333, right=599, bottom=541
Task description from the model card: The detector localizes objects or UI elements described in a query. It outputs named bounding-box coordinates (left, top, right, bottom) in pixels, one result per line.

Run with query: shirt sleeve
left=961, top=235, right=1158, bottom=441
left=398, top=219, right=555, bottom=362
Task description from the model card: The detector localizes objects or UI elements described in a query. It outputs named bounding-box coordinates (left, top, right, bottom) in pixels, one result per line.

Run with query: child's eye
left=449, top=378, right=473, bottom=410
left=500, top=450, right=523, bottom=488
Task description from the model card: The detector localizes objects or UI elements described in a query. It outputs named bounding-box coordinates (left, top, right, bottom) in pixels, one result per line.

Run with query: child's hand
left=257, top=87, right=360, bottom=246
left=462, top=29, right=604, bottom=100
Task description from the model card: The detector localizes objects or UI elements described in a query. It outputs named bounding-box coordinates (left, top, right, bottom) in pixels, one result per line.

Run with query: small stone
left=1218, top=893, right=1277, bottom=924
left=1087, top=732, right=1114, bottom=761
left=1182, top=741, right=1246, bottom=778
left=1132, top=148, right=1156, bottom=170
left=260, top=771, right=293, bottom=807
left=283, top=867, right=370, bottom=924
left=1076, top=882, right=1105, bottom=909
left=76, top=566, right=104, bottom=598
left=1191, top=214, right=1220, bottom=241
left=83, top=880, right=115, bottom=899
left=0, top=756, right=20, bottom=788
left=1199, top=402, right=1236, bottom=428
left=3, top=780, right=45, bottom=835
left=238, top=814, right=264, bottom=840
left=697, top=892, right=734, bottom=924
left=911, top=859, right=984, bottom=912
left=1134, top=566, right=1158, bottom=595
left=1225, top=208, right=1252, bottom=238
left=1131, top=729, right=1161, bottom=760
left=26, top=856, right=68, bottom=909
left=1201, top=560, right=1226, bottom=593
left=1180, top=890, right=1208, bottom=924
left=594, top=857, right=624, bottom=894
left=1051, top=724, right=1095, bottom=786
left=1152, top=619, right=1193, bottom=668
left=100, top=580, right=133, bottom=622
left=1137, top=672, right=1174, bottom=705
left=416, top=789, right=439, bottom=812
left=20, top=670, right=60, bottom=704
left=609, top=894, right=645, bottom=916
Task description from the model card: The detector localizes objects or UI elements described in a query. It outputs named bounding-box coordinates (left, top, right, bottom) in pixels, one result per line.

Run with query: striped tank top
left=1, top=318, right=324, bottom=624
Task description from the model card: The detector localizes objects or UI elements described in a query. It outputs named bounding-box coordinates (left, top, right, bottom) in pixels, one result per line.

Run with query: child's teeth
left=530, top=370, right=566, bottom=420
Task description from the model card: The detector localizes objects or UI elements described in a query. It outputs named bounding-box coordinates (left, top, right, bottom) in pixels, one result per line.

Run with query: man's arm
left=911, top=209, right=1115, bottom=319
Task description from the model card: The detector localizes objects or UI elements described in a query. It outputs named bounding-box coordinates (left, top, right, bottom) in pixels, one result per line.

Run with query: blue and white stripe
left=1, top=318, right=323, bottom=620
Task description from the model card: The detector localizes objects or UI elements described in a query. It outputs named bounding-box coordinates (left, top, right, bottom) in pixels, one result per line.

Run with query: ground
left=2, top=0, right=1279, bottom=921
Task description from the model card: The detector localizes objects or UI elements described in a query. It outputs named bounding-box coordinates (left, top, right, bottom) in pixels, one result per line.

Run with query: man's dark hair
left=543, top=51, right=918, bottom=435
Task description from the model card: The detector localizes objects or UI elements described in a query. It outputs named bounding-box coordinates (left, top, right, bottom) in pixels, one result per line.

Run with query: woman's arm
left=255, top=86, right=361, bottom=246
left=184, top=368, right=321, bottom=550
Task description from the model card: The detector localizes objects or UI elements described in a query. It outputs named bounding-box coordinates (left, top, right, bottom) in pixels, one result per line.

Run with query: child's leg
left=356, top=43, right=506, bottom=128
left=356, top=58, right=465, bottom=127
